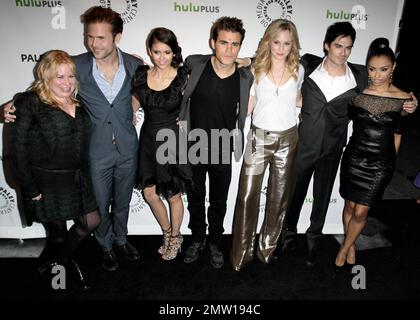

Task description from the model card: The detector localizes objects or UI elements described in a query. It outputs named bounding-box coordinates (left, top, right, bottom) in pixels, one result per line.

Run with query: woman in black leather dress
left=334, top=38, right=414, bottom=271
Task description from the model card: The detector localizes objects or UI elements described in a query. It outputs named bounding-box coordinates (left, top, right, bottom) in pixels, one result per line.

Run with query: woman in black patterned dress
left=333, top=38, right=415, bottom=272
left=8, top=50, right=100, bottom=290
left=132, top=28, right=192, bottom=260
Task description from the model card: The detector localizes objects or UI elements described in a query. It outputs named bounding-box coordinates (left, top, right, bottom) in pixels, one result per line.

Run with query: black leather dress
left=339, top=93, right=410, bottom=206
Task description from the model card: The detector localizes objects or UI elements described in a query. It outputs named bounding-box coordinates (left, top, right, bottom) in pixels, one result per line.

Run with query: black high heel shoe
left=334, top=260, right=354, bottom=274
left=333, top=262, right=346, bottom=274
left=346, top=262, right=355, bottom=273
left=68, top=259, right=91, bottom=291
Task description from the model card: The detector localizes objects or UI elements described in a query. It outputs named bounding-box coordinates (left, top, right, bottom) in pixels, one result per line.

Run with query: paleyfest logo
left=256, top=0, right=293, bottom=28
left=100, top=0, right=139, bottom=24
left=130, top=188, right=146, bottom=214
left=0, top=187, right=16, bottom=216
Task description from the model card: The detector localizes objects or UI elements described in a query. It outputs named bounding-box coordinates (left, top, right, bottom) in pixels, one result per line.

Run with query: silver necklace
left=271, top=68, right=285, bottom=96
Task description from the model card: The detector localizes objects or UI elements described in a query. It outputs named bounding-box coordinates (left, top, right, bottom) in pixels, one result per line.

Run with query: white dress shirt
left=309, top=57, right=357, bottom=102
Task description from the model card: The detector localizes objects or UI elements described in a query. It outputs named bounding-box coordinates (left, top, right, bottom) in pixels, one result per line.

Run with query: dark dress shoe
left=270, top=254, right=280, bottom=263
left=115, top=242, right=140, bottom=261
left=102, top=250, right=118, bottom=271
left=305, top=235, right=321, bottom=267
left=184, top=239, right=206, bottom=264
left=68, top=259, right=91, bottom=291
left=269, top=246, right=282, bottom=263
left=209, top=243, right=224, bottom=269
left=279, top=229, right=298, bottom=255
left=305, top=255, right=316, bottom=267
left=305, top=246, right=318, bottom=267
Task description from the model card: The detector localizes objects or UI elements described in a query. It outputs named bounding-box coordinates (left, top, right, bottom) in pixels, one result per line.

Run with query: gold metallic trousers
left=231, top=124, right=298, bottom=271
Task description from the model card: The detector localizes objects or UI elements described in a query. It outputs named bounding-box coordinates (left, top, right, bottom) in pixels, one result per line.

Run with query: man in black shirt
left=179, top=17, right=253, bottom=268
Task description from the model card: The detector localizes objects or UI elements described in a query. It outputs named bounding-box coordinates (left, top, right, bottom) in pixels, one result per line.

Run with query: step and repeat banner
left=0, top=0, right=404, bottom=238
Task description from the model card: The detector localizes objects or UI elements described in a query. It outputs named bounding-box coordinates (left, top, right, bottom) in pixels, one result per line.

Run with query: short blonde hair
left=253, top=19, right=301, bottom=83
left=31, top=50, right=78, bottom=107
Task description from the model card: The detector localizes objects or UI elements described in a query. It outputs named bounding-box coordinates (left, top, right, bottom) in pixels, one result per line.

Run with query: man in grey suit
left=74, top=6, right=142, bottom=271
left=179, top=17, right=253, bottom=269
left=4, top=6, right=143, bottom=271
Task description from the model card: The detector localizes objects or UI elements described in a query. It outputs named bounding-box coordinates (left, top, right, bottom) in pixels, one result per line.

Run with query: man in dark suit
left=3, top=6, right=143, bottom=271
left=279, top=22, right=367, bottom=266
left=179, top=17, right=253, bottom=269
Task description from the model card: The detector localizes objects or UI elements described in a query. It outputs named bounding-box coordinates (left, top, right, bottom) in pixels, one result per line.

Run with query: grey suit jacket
left=72, top=50, right=143, bottom=160
left=179, top=54, right=253, bottom=162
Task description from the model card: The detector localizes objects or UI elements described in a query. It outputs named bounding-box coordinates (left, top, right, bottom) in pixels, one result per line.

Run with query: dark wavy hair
left=81, top=6, right=123, bottom=38
left=323, top=21, right=356, bottom=55
left=146, top=27, right=183, bottom=68
left=366, top=37, right=395, bottom=65
left=211, top=16, right=245, bottom=44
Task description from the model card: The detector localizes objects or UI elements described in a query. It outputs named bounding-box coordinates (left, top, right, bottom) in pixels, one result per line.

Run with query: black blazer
left=298, top=53, right=368, bottom=156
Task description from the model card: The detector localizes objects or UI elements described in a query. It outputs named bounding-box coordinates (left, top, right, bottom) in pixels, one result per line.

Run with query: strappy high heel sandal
left=162, top=234, right=183, bottom=260
left=158, top=227, right=172, bottom=255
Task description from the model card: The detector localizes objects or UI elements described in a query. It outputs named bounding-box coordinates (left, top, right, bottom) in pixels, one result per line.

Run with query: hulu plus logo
left=15, top=0, right=65, bottom=29
left=326, top=5, right=368, bottom=30
left=15, top=0, right=63, bottom=7
left=173, top=1, right=220, bottom=13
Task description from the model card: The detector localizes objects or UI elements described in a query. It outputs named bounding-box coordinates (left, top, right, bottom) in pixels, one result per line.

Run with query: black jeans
left=187, top=163, right=232, bottom=247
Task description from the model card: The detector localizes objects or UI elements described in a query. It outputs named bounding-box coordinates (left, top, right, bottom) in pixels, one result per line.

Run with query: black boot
left=38, top=259, right=68, bottom=292
left=67, top=259, right=91, bottom=291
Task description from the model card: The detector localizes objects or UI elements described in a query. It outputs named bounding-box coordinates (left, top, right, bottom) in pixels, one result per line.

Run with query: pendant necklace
left=271, top=68, right=285, bottom=96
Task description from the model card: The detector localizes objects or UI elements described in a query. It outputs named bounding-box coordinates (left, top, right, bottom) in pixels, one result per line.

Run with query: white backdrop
left=0, top=0, right=404, bottom=238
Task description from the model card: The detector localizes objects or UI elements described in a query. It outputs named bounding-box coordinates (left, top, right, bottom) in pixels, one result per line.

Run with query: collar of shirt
left=309, top=57, right=356, bottom=102
left=316, top=57, right=352, bottom=81
left=92, top=48, right=126, bottom=104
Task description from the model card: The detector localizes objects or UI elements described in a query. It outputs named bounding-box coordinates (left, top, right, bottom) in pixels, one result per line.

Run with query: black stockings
left=39, top=210, right=101, bottom=264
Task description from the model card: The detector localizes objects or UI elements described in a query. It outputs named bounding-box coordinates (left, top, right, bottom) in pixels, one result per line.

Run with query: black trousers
left=284, top=144, right=342, bottom=240
left=187, top=163, right=232, bottom=246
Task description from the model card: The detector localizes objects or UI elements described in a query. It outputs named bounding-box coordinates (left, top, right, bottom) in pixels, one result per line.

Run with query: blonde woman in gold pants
left=231, top=19, right=303, bottom=271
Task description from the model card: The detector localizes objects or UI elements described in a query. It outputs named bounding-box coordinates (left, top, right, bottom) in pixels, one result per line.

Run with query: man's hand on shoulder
left=2, top=101, right=16, bottom=123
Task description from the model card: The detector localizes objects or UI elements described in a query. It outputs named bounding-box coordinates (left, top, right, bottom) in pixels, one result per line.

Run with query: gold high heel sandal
left=158, top=227, right=172, bottom=255
left=162, top=234, right=183, bottom=260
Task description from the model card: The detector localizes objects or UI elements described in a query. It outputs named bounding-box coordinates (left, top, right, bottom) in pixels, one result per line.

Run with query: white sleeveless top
left=250, top=64, right=304, bottom=131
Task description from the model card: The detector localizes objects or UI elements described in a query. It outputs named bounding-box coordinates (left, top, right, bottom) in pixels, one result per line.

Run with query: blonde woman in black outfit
left=8, top=50, right=100, bottom=290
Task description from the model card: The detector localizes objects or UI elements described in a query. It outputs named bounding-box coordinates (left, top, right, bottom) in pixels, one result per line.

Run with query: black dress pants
left=187, top=163, right=232, bottom=247
left=284, top=145, right=343, bottom=240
